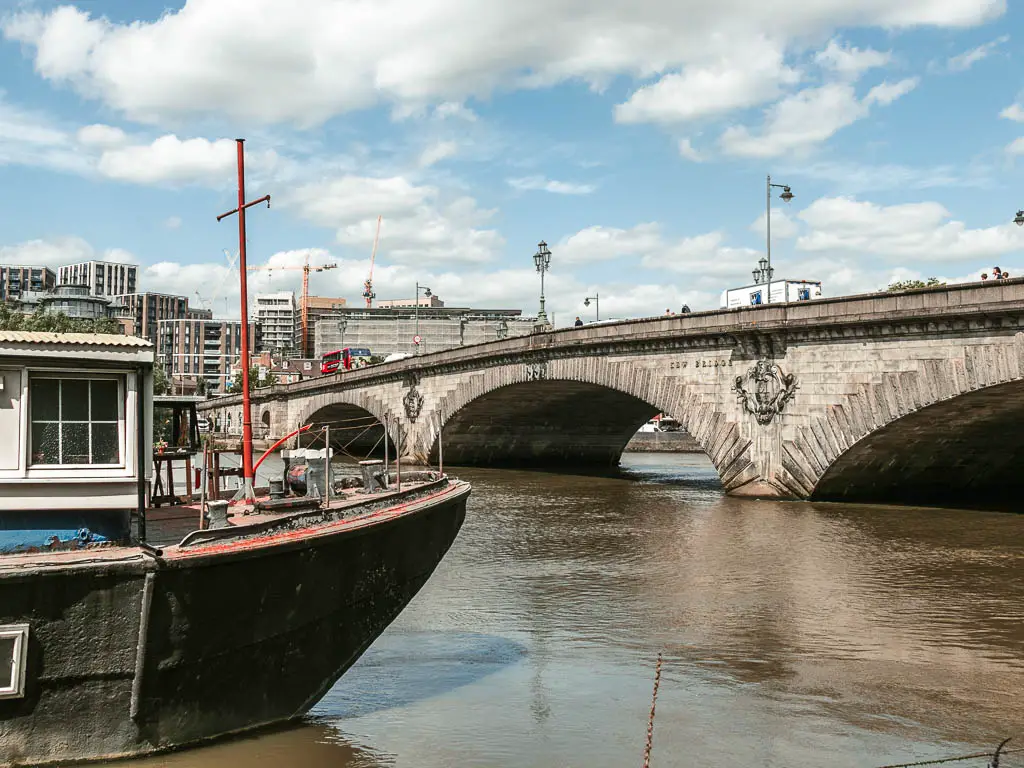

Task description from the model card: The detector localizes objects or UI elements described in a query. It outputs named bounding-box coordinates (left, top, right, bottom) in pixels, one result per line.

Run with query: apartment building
left=158, top=318, right=261, bottom=395
left=0, top=266, right=56, bottom=302
left=116, top=292, right=190, bottom=343
left=254, top=292, right=297, bottom=354
left=58, top=261, right=138, bottom=297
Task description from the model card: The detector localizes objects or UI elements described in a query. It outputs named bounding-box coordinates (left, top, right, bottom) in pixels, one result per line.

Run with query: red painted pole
left=235, top=139, right=256, bottom=499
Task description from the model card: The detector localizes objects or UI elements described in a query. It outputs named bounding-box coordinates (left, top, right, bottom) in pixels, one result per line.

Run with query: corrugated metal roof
left=0, top=331, right=153, bottom=347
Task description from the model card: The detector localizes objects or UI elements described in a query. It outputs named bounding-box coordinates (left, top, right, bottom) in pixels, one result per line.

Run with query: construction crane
left=247, top=253, right=337, bottom=357
left=363, top=215, right=382, bottom=308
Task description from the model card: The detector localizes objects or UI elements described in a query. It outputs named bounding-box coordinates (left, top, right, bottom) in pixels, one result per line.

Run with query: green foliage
left=152, top=360, right=170, bottom=396
left=195, top=377, right=207, bottom=396
left=0, top=303, right=122, bottom=334
left=886, top=277, right=944, bottom=292
left=230, top=366, right=277, bottom=395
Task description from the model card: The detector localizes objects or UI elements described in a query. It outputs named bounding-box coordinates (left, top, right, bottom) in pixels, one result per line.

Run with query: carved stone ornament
left=732, top=358, right=798, bottom=426
left=526, top=362, right=548, bottom=381
left=403, top=386, right=424, bottom=421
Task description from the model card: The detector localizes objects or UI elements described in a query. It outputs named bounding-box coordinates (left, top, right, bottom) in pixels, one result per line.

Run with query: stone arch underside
left=811, top=379, right=1024, bottom=509
left=295, top=395, right=395, bottom=459
left=423, top=359, right=758, bottom=492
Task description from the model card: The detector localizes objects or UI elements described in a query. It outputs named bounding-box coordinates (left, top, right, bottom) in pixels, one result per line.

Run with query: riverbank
left=623, top=430, right=702, bottom=452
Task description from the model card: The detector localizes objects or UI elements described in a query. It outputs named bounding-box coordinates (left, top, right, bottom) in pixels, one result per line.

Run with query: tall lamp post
left=496, top=319, right=509, bottom=340
left=583, top=293, right=600, bottom=321
left=765, top=174, right=794, bottom=303
left=534, top=241, right=551, bottom=325
left=414, top=282, right=431, bottom=355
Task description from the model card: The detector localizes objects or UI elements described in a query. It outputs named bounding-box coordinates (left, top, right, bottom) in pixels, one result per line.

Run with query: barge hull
left=0, top=483, right=469, bottom=766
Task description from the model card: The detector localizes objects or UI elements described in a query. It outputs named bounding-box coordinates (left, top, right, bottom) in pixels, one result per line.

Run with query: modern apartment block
left=58, top=261, right=138, bottom=297
left=158, top=318, right=261, bottom=395
left=0, top=266, right=56, bottom=302
left=254, top=292, right=298, bottom=354
left=116, top=293, right=190, bottom=343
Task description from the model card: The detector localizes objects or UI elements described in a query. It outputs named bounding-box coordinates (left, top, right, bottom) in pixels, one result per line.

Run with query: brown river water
left=121, top=453, right=1024, bottom=767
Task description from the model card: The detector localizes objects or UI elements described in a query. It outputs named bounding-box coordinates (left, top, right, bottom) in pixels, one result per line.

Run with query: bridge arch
left=294, top=392, right=398, bottom=458
left=807, top=379, right=1024, bottom=509
left=419, top=358, right=758, bottom=492
left=774, top=339, right=1024, bottom=508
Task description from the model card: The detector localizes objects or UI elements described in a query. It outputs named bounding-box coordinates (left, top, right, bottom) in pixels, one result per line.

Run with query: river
left=125, top=453, right=1024, bottom=767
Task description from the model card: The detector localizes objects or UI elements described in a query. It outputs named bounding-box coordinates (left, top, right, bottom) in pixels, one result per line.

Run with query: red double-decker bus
left=321, top=347, right=372, bottom=374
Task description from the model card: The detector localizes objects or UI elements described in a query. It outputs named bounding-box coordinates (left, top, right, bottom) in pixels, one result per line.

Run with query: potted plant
left=154, top=439, right=168, bottom=455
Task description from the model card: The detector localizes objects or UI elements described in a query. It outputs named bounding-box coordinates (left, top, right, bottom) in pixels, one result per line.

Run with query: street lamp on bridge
left=534, top=240, right=552, bottom=325
left=764, top=175, right=794, bottom=303
left=583, top=292, right=600, bottom=321
left=414, top=283, right=431, bottom=355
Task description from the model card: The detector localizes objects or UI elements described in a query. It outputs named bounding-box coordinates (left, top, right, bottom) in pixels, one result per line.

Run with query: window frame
left=28, top=373, right=126, bottom=469
left=0, top=624, right=29, bottom=700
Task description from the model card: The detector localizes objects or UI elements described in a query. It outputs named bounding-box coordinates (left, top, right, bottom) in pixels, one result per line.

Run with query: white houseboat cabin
left=0, top=332, right=153, bottom=553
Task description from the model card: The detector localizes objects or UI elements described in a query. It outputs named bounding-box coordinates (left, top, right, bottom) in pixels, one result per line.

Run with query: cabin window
left=29, top=376, right=123, bottom=466
left=0, top=624, right=29, bottom=700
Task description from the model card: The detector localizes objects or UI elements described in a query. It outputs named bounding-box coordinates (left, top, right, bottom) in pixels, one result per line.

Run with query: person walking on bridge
left=574, top=316, right=584, bottom=327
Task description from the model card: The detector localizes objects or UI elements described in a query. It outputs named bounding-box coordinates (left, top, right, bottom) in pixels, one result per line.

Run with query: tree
left=0, top=304, right=122, bottom=334
left=195, top=377, right=208, bottom=397
left=230, top=366, right=277, bottom=395
left=152, top=361, right=170, bottom=396
left=886, top=277, right=944, bottom=292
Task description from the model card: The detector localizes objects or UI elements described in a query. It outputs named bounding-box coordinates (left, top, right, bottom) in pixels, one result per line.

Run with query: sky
left=1, top=0, right=1023, bottom=325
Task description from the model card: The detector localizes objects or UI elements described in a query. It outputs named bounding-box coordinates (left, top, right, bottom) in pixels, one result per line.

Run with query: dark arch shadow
left=812, top=379, right=1024, bottom=511
left=302, top=402, right=389, bottom=459
left=430, top=380, right=661, bottom=468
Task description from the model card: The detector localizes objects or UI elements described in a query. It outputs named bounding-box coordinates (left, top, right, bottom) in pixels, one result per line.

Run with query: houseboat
left=0, top=331, right=470, bottom=766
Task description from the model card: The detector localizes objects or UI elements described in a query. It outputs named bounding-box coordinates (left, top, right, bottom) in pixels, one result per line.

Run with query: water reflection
left=122, top=454, right=1024, bottom=768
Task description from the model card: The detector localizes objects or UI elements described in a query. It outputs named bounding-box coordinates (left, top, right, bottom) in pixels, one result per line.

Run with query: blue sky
left=1, top=0, right=1023, bottom=324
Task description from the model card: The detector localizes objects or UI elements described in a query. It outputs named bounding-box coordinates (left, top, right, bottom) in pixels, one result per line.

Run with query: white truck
left=719, top=279, right=822, bottom=309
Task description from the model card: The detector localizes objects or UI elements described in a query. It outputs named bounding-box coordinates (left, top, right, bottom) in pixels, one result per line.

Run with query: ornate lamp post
left=533, top=241, right=551, bottom=324
left=583, top=293, right=599, bottom=321
left=337, top=318, right=347, bottom=351
left=414, top=283, right=431, bottom=355
left=765, top=175, right=794, bottom=304
left=752, top=257, right=774, bottom=286
left=496, top=319, right=509, bottom=340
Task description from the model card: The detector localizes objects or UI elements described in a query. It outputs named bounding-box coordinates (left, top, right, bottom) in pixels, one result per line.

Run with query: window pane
left=62, top=379, right=89, bottom=421
left=0, top=637, right=13, bottom=691
left=90, top=380, right=119, bottom=421
left=31, top=379, right=59, bottom=421
left=62, top=423, right=90, bottom=464
left=92, top=423, right=119, bottom=464
left=31, top=423, right=59, bottom=464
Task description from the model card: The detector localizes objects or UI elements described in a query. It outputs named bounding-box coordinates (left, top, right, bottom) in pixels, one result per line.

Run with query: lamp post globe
left=1015, top=210, right=1024, bottom=227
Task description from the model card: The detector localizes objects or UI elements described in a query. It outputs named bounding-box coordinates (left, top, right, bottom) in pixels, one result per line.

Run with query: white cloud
left=96, top=135, right=251, bottom=185
left=796, top=197, right=1024, bottom=261
left=418, top=140, right=458, bottom=167
left=163, top=216, right=183, bottom=230
left=76, top=123, right=127, bottom=148
left=720, top=79, right=917, bottom=157
left=1000, top=103, right=1024, bottom=122
left=2, top=0, right=1003, bottom=125
left=285, top=175, right=503, bottom=265
left=677, top=138, right=702, bottom=162
left=557, top=223, right=662, bottom=263
left=945, top=35, right=1008, bottom=71
left=1006, top=137, right=1024, bottom=156
left=433, top=102, right=478, bottom=122
left=615, top=39, right=800, bottom=125
left=814, top=39, right=891, bottom=78
left=750, top=208, right=799, bottom=239
left=0, top=236, right=136, bottom=268
left=864, top=77, right=919, bottom=105
left=507, top=176, right=596, bottom=195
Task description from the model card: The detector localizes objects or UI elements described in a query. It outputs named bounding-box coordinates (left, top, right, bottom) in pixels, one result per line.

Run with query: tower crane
left=247, top=253, right=336, bottom=357
left=363, top=215, right=382, bottom=308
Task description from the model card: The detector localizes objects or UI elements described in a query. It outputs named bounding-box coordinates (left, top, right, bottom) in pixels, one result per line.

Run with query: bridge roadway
left=200, top=279, right=1024, bottom=509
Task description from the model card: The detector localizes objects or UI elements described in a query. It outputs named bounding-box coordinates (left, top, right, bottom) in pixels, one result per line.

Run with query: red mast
left=216, top=139, right=270, bottom=502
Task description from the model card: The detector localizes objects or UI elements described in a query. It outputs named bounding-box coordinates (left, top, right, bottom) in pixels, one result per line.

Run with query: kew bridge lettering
left=668, top=359, right=734, bottom=370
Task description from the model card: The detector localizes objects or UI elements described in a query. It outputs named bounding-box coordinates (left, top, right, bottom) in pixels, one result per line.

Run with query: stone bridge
left=200, top=280, right=1024, bottom=509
